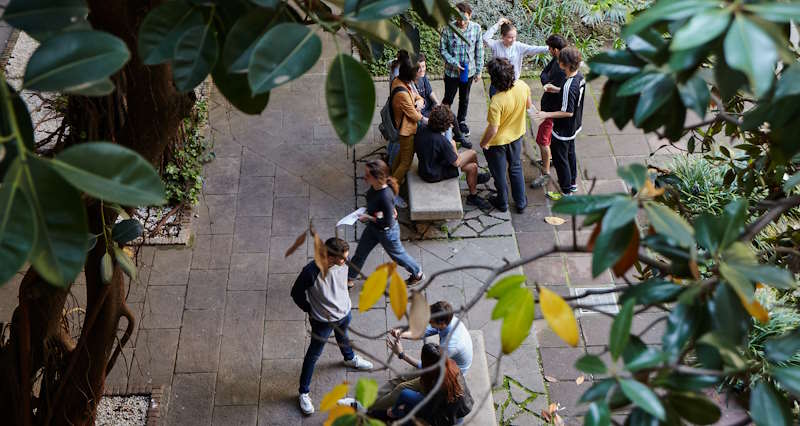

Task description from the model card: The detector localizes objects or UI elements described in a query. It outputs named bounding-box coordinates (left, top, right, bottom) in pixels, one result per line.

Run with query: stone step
left=408, top=158, right=464, bottom=221
left=464, top=330, right=498, bottom=425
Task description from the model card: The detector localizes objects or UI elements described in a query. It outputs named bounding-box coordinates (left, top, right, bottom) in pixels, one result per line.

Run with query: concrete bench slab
left=408, top=159, right=464, bottom=221
left=464, top=330, right=498, bottom=425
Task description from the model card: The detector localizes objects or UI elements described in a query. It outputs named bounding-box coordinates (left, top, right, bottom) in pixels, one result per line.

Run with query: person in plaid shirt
left=439, top=2, right=484, bottom=139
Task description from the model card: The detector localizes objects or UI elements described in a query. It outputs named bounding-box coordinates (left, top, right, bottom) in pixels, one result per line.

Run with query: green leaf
left=619, top=279, right=683, bottom=306
left=714, top=52, right=748, bottom=102
left=750, top=381, right=793, bottom=426
left=609, top=298, right=635, bottom=361
left=743, top=3, right=800, bottom=22
left=223, top=8, right=284, bottom=73
left=644, top=202, right=694, bottom=247
left=658, top=373, right=719, bottom=391
left=668, top=392, right=721, bottom=425
left=775, top=62, right=800, bottom=102
left=662, top=303, right=696, bottom=362
left=616, top=164, right=647, bottom=192
left=355, top=378, right=379, bottom=408
left=2, top=0, right=88, bottom=41
left=0, top=83, right=34, bottom=181
left=173, top=23, right=218, bottom=92
left=24, top=157, right=88, bottom=287
left=677, top=75, right=710, bottom=118
left=585, top=402, right=611, bottom=426
left=332, top=414, right=360, bottom=426
left=346, top=19, right=414, bottom=55
left=112, top=219, right=143, bottom=244
left=695, top=199, right=746, bottom=253
left=617, top=72, right=667, bottom=97
left=697, top=333, right=747, bottom=370
left=211, top=59, right=270, bottom=115
left=575, top=354, right=607, bottom=375
left=347, top=0, right=410, bottom=21
left=67, top=78, right=116, bottom=96
left=500, top=287, right=534, bottom=354
left=719, top=262, right=755, bottom=302
left=326, top=54, right=375, bottom=146
left=0, top=163, right=35, bottom=285
left=772, top=366, right=800, bottom=398
left=551, top=194, right=625, bottom=215
left=670, top=9, right=731, bottom=51
left=492, top=286, right=528, bottom=319
left=138, top=0, right=204, bottom=65
left=783, top=172, right=800, bottom=193
left=625, top=29, right=667, bottom=62
left=587, top=50, right=643, bottom=81
left=634, top=76, right=675, bottom=126
left=23, top=30, right=130, bottom=93
left=248, top=23, right=322, bottom=94
left=250, top=0, right=279, bottom=8
left=723, top=15, right=777, bottom=97
left=50, top=142, right=167, bottom=206
left=709, top=284, right=750, bottom=344
left=580, top=379, right=615, bottom=403
left=592, top=222, right=636, bottom=277
left=623, top=0, right=719, bottom=38
left=764, top=329, right=800, bottom=363
left=601, top=198, right=638, bottom=232
left=487, top=274, right=525, bottom=299
left=618, top=378, right=665, bottom=421
left=101, top=252, right=114, bottom=284
left=625, top=347, right=666, bottom=372
left=741, top=264, right=796, bottom=289
left=113, top=246, right=137, bottom=282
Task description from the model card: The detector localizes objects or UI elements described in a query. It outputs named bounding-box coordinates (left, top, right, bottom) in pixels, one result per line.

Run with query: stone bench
left=464, top=330, right=498, bottom=425
left=407, top=158, right=464, bottom=221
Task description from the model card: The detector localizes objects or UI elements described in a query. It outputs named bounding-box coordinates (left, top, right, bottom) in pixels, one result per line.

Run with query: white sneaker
left=337, top=397, right=365, bottom=412
left=299, top=393, right=314, bottom=415
left=343, top=354, right=373, bottom=370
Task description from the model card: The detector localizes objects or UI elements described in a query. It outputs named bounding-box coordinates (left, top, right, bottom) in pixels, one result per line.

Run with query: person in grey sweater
left=291, top=237, right=373, bottom=415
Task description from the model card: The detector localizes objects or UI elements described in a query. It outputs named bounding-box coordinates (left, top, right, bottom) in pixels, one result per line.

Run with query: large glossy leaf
left=585, top=402, right=611, bottom=426
left=347, top=0, right=410, bottom=21
left=138, top=0, right=204, bottom=64
left=624, top=346, right=666, bottom=372
left=668, top=392, right=721, bottom=425
left=0, top=83, right=34, bottom=181
left=539, top=286, right=579, bottom=346
left=644, top=201, right=694, bottom=247
left=743, top=2, right=800, bottom=22
left=346, top=19, right=414, bottom=55
left=587, top=50, right=643, bottom=81
left=223, top=9, right=284, bottom=73
left=617, top=72, right=666, bottom=97
left=617, top=163, right=647, bottom=191
left=592, top=221, right=636, bottom=277
left=112, top=219, right=143, bottom=244
left=623, top=0, right=719, bottom=38
left=601, top=198, right=638, bottom=232
left=619, top=378, right=665, bottom=421
left=750, top=381, right=792, bottom=426
left=173, top=24, right=218, bottom=92
left=709, top=284, right=749, bottom=344
left=625, top=29, right=668, bottom=63
left=694, top=199, right=746, bottom=253
left=575, top=354, right=607, bottom=374
left=248, top=23, right=322, bottom=94
left=724, top=15, right=777, bottom=97
left=670, top=9, right=731, bottom=51
left=677, top=75, right=710, bottom=118
left=658, top=373, right=719, bottom=391
left=50, top=142, right=167, bottom=206
left=2, top=0, right=88, bottom=41
left=211, top=60, right=270, bottom=115
left=697, top=333, right=746, bottom=370
left=765, top=329, right=800, bottom=363
left=487, top=274, right=525, bottom=299
left=500, top=287, right=534, bottom=354
left=0, top=162, right=35, bottom=285
left=551, top=194, right=624, bottom=215
left=23, top=30, right=129, bottom=93
left=358, top=263, right=389, bottom=312
left=355, top=378, right=379, bottom=408
left=619, top=279, right=683, bottom=306
left=599, top=80, right=637, bottom=129
left=24, top=157, right=88, bottom=287
left=633, top=75, right=675, bottom=126
left=326, top=54, right=375, bottom=146
left=714, top=53, right=748, bottom=102
left=738, top=264, right=796, bottom=289
left=662, top=302, right=696, bottom=362
left=609, top=298, right=635, bottom=361
left=772, top=366, right=800, bottom=397
left=774, top=62, right=800, bottom=102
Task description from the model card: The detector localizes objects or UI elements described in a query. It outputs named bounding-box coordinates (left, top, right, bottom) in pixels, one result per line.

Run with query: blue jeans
left=387, top=141, right=400, bottom=168
left=298, top=312, right=355, bottom=394
left=483, top=137, right=527, bottom=210
left=348, top=222, right=421, bottom=279
left=391, top=389, right=425, bottom=418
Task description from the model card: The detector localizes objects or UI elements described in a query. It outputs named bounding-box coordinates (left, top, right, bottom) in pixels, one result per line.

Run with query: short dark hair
left=325, top=237, right=349, bottom=260
left=430, top=301, right=454, bottom=325
left=559, top=46, right=582, bottom=72
left=488, top=58, right=515, bottom=92
left=397, top=58, right=419, bottom=82
left=500, top=22, right=515, bottom=36
left=427, top=105, right=454, bottom=133
left=417, top=53, right=426, bottom=63
left=546, top=34, right=567, bottom=50
left=456, top=2, right=472, bottom=15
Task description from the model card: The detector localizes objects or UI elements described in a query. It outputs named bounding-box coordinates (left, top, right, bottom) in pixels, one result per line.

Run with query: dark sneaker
left=477, top=173, right=491, bottom=185
left=459, top=139, right=473, bottom=149
left=407, top=272, right=425, bottom=287
left=515, top=205, right=526, bottom=214
left=536, top=159, right=554, bottom=168
left=570, top=184, right=578, bottom=193
left=530, top=175, right=549, bottom=188
left=466, top=194, right=492, bottom=210
left=488, top=196, right=508, bottom=212
left=459, top=122, right=470, bottom=137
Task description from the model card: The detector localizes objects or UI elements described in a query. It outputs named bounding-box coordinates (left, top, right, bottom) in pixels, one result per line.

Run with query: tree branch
left=742, top=195, right=800, bottom=241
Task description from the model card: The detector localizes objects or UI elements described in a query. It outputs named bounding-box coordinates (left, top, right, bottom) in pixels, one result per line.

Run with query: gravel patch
left=95, top=395, right=149, bottom=426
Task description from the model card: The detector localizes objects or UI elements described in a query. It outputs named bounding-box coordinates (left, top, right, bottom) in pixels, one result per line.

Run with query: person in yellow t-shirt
left=479, top=58, right=532, bottom=213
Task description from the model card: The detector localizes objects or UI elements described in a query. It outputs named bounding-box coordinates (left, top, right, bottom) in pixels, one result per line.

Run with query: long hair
left=365, top=159, right=399, bottom=195
left=420, top=343, right=464, bottom=403
left=500, top=22, right=515, bottom=36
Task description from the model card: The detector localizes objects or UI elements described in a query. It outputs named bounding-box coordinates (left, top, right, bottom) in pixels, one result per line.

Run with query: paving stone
left=168, top=373, right=216, bottom=425
left=580, top=315, right=613, bottom=346
left=481, top=220, right=515, bottom=237
left=450, top=223, right=478, bottom=238
left=192, top=234, right=233, bottom=269
left=590, top=179, right=628, bottom=195
left=234, top=216, right=271, bottom=253
left=272, top=197, right=310, bottom=237
left=258, top=359, right=305, bottom=426
left=216, top=291, right=267, bottom=405
left=128, top=328, right=180, bottom=390
left=142, top=286, right=185, bottom=329
left=237, top=177, right=274, bottom=217
left=186, top=269, right=228, bottom=310
left=263, top=320, right=306, bottom=359
left=609, top=133, right=651, bottom=156
left=206, top=194, right=238, bottom=234
left=632, top=313, right=668, bottom=345
left=212, top=405, right=258, bottom=426
left=149, top=248, right=192, bottom=285
left=176, top=308, right=224, bottom=373
left=242, top=149, right=277, bottom=177
left=556, top=229, right=594, bottom=247
left=478, top=215, right=504, bottom=228
left=498, top=343, right=547, bottom=393
left=229, top=253, right=268, bottom=291
left=350, top=308, right=387, bottom=337
left=575, top=134, right=613, bottom=158
left=275, top=169, right=309, bottom=197
left=269, top=236, right=309, bottom=274
left=266, top=274, right=306, bottom=321
left=581, top=156, right=619, bottom=180
left=309, top=187, right=352, bottom=219
left=547, top=381, right=588, bottom=418
left=540, top=347, right=586, bottom=380
left=522, top=255, right=567, bottom=286
left=212, top=133, right=244, bottom=158
left=564, top=255, right=614, bottom=286
left=205, top=157, right=241, bottom=194
left=510, top=205, right=554, bottom=232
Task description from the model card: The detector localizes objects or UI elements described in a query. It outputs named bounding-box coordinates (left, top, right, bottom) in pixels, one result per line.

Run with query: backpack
left=378, top=86, right=408, bottom=143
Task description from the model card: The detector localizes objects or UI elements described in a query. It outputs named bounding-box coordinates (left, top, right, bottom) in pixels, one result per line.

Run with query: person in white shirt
left=483, top=17, right=549, bottom=97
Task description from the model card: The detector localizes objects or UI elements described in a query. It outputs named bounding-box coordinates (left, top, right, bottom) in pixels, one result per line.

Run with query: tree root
left=106, top=302, right=135, bottom=375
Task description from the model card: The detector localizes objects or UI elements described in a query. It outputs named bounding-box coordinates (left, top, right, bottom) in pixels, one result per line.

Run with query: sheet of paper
left=337, top=207, right=366, bottom=227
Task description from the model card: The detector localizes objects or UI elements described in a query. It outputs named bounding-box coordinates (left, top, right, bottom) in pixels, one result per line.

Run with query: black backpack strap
left=389, top=86, right=409, bottom=130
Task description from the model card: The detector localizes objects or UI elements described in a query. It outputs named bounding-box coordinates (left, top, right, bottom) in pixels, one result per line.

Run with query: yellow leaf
left=408, top=291, right=430, bottom=338
left=738, top=293, right=769, bottom=324
left=323, top=405, right=355, bottom=426
left=639, top=178, right=665, bottom=198
left=544, top=216, right=566, bottom=225
left=539, top=287, right=579, bottom=347
left=320, top=382, right=349, bottom=411
left=389, top=267, right=408, bottom=320
left=358, top=263, right=390, bottom=312
left=123, top=246, right=134, bottom=258
left=313, top=232, right=329, bottom=279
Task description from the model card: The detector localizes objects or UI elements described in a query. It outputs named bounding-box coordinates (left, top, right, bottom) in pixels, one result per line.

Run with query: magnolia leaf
left=500, top=287, right=535, bottom=354
left=544, top=216, right=566, bottom=225
left=750, top=381, right=792, bottom=426
left=320, top=382, right=349, bottom=411
left=738, top=293, right=768, bottom=324
left=644, top=201, right=694, bottom=247
left=101, top=252, right=113, bottom=284
left=388, top=267, right=407, bottom=320
left=326, top=54, right=375, bottom=145
left=313, top=231, right=329, bottom=279
left=539, top=286, right=579, bottom=347
left=765, top=329, right=800, bottom=363
left=612, top=228, right=639, bottom=277
left=619, top=378, right=666, bottom=421
left=324, top=406, right=355, bottom=426
left=639, top=178, right=665, bottom=198
left=610, top=298, right=635, bottom=361
left=724, top=14, right=778, bottom=97
left=487, top=274, right=526, bottom=299
left=285, top=231, right=306, bottom=257
left=575, top=354, right=607, bottom=374
left=111, top=219, right=143, bottom=244
left=408, top=290, right=429, bottom=338
left=358, top=263, right=389, bottom=312
left=356, top=378, right=379, bottom=408
left=113, top=246, right=137, bottom=282
left=249, top=23, right=322, bottom=94
left=585, top=402, right=611, bottom=426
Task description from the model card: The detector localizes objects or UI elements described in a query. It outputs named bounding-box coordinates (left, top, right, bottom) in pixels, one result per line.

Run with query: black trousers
left=443, top=75, right=472, bottom=124
left=551, top=137, right=577, bottom=193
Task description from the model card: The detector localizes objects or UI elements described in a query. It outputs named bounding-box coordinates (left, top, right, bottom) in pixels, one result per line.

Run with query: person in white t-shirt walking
left=483, top=17, right=549, bottom=97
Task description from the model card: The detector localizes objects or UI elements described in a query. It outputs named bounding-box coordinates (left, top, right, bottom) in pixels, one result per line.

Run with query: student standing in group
left=530, top=34, right=568, bottom=189
left=415, top=54, right=470, bottom=148
left=348, top=160, right=424, bottom=285
left=479, top=58, right=531, bottom=213
left=292, top=238, right=374, bottom=415
left=439, top=2, right=484, bottom=138
left=390, top=59, right=426, bottom=194
left=482, top=17, right=549, bottom=97
left=535, top=47, right=586, bottom=198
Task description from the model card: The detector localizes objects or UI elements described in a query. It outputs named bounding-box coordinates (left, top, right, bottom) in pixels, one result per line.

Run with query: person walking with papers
left=347, top=159, right=424, bottom=288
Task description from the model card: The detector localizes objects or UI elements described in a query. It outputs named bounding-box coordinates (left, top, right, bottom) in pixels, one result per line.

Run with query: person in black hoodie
left=530, top=34, right=568, bottom=189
